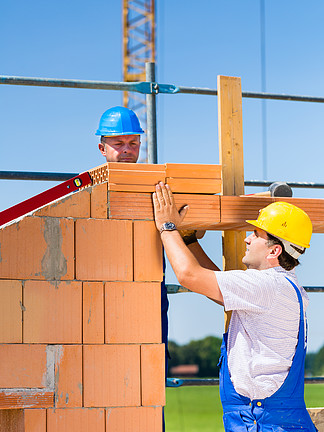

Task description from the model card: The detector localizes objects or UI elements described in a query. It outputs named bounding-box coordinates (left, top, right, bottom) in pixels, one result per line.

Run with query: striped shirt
left=215, top=267, right=309, bottom=400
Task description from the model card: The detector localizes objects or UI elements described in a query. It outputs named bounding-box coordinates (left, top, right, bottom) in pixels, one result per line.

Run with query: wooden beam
left=107, top=191, right=324, bottom=233
left=217, top=75, right=246, bottom=331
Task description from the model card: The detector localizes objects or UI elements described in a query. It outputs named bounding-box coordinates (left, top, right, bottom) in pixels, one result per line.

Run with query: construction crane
left=123, top=0, right=156, bottom=162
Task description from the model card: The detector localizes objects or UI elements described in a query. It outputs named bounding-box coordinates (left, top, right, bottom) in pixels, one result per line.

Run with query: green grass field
left=165, top=384, right=324, bottom=432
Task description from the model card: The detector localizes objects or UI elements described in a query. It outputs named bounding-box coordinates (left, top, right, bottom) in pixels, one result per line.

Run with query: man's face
left=242, top=228, right=273, bottom=270
left=99, top=134, right=141, bottom=163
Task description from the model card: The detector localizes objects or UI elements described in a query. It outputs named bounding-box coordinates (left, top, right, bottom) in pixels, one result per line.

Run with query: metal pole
left=0, top=171, right=78, bottom=181
left=260, top=0, right=267, bottom=180
left=145, top=62, right=158, bottom=164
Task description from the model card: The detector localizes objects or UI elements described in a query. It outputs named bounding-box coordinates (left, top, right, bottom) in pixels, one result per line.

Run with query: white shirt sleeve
left=215, top=269, right=279, bottom=313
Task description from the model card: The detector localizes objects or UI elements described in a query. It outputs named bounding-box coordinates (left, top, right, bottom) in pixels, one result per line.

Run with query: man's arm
left=153, top=182, right=224, bottom=305
left=187, top=241, right=220, bottom=271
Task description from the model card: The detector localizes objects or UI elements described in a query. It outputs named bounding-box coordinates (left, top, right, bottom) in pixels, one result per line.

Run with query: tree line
left=168, top=336, right=324, bottom=378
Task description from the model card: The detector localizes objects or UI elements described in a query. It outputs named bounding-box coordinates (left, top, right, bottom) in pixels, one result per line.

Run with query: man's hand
left=152, top=182, right=188, bottom=231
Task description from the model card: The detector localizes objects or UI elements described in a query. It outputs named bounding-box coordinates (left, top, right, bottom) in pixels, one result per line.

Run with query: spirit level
left=0, top=172, right=92, bottom=227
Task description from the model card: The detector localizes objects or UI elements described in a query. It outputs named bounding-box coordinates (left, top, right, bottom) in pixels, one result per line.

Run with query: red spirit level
left=0, top=172, right=92, bottom=227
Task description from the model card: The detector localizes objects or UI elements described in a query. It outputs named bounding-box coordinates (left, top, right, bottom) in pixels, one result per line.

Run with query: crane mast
left=123, top=0, right=155, bottom=161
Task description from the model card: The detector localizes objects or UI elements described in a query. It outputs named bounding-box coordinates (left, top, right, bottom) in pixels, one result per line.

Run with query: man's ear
left=98, top=142, right=106, bottom=157
left=268, top=244, right=282, bottom=259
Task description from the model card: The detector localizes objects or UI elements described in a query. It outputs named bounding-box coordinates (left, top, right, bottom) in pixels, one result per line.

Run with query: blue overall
left=161, top=255, right=169, bottom=432
left=218, top=278, right=317, bottom=432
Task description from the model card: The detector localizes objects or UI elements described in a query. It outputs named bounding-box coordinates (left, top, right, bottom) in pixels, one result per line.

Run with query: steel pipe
left=2, top=75, right=324, bottom=103
left=146, top=62, right=158, bottom=164
left=167, top=377, right=324, bottom=387
left=0, top=171, right=77, bottom=181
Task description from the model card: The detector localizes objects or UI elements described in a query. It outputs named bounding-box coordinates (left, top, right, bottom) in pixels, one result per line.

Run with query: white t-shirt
left=215, top=266, right=309, bottom=400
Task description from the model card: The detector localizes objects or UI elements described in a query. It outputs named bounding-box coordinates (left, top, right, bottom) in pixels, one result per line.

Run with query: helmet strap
left=279, top=238, right=305, bottom=259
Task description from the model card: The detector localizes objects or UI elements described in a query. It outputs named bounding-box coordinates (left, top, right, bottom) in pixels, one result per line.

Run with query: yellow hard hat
left=246, top=201, right=312, bottom=249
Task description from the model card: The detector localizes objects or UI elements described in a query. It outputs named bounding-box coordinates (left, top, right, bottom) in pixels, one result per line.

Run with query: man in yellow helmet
left=152, top=182, right=317, bottom=432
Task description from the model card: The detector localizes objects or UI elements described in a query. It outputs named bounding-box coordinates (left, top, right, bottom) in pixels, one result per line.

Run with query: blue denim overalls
left=218, top=278, right=317, bottom=431
left=161, top=255, right=169, bottom=432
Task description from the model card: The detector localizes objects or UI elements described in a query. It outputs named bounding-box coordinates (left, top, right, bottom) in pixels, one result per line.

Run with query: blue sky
left=1, top=0, right=324, bottom=352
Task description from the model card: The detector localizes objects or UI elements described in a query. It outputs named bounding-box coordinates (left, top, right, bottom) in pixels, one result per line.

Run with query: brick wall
left=0, top=183, right=164, bottom=432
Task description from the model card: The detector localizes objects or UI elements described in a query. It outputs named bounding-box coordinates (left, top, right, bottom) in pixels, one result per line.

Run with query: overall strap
left=285, top=277, right=305, bottom=343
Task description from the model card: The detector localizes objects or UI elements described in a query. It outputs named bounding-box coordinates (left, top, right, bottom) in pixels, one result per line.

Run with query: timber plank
left=108, top=191, right=324, bottom=233
left=220, top=196, right=324, bottom=233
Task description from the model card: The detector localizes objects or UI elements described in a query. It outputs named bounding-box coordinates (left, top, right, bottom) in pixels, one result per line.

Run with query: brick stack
left=0, top=167, right=166, bottom=432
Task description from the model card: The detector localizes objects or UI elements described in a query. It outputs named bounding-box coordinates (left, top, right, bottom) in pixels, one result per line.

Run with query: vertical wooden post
left=217, top=75, right=246, bottom=331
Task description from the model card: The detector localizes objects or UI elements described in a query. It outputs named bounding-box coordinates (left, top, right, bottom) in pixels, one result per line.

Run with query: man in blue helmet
left=96, top=106, right=144, bottom=163
left=96, top=106, right=169, bottom=431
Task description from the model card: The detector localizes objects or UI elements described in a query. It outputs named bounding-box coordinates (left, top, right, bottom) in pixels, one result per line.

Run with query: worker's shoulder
left=218, top=267, right=280, bottom=288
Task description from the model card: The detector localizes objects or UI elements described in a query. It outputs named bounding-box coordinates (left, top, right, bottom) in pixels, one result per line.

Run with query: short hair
left=266, top=233, right=304, bottom=271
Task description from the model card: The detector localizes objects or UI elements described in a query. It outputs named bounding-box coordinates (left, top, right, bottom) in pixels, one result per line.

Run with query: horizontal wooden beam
left=108, top=192, right=324, bottom=233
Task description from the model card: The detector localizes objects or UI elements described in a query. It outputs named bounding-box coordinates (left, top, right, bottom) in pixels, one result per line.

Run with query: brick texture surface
left=105, top=282, right=161, bottom=344
left=83, top=282, right=104, bottom=344
left=0, top=217, right=74, bottom=280
left=24, top=409, right=46, bottom=432
left=75, top=219, right=133, bottom=281
left=55, top=345, right=82, bottom=408
left=47, top=408, right=105, bottom=432
left=90, top=183, right=108, bottom=219
left=0, top=279, right=22, bottom=343
left=0, top=163, right=169, bottom=432
left=34, top=189, right=90, bottom=218
left=141, top=344, right=166, bottom=406
left=133, top=221, right=163, bottom=281
left=24, top=281, right=82, bottom=344
left=83, top=344, right=141, bottom=407
left=0, top=344, right=47, bottom=388
left=106, top=407, right=162, bottom=432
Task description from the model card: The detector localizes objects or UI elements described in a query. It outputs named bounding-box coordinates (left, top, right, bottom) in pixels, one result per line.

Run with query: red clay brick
left=24, top=409, right=46, bottom=432
left=105, top=282, right=161, bottom=344
left=133, top=221, right=163, bottom=281
left=83, top=345, right=140, bottom=407
left=107, top=162, right=165, bottom=172
left=90, top=182, right=108, bottom=219
left=108, top=169, right=165, bottom=188
left=83, top=282, right=104, bottom=344
left=47, top=408, right=105, bottom=432
left=167, top=177, right=222, bottom=194
left=0, top=344, right=47, bottom=388
left=141, top=344, right=165, bottom=406
left=165, top=163, right=222, bottom=179
left=75, top=219, right=133, bottom=281
left=108, top=183, right=159, bottom=192
left=0, top=390, right=53, bottom=409
left=106, top=406, right=162, bottom=432
left=34, top=189, right=90, bottom=218
left=0, top=217, right=74, bottom=280
left=24, top=281, right=82, bottom=344
left=0, top=280, right=22, bottom=343
left=55, top=345, right=82, bottom=408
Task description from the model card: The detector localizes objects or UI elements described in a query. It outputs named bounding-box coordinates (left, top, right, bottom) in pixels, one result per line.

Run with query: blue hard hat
left=95, top=106, right=144, bottom=136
